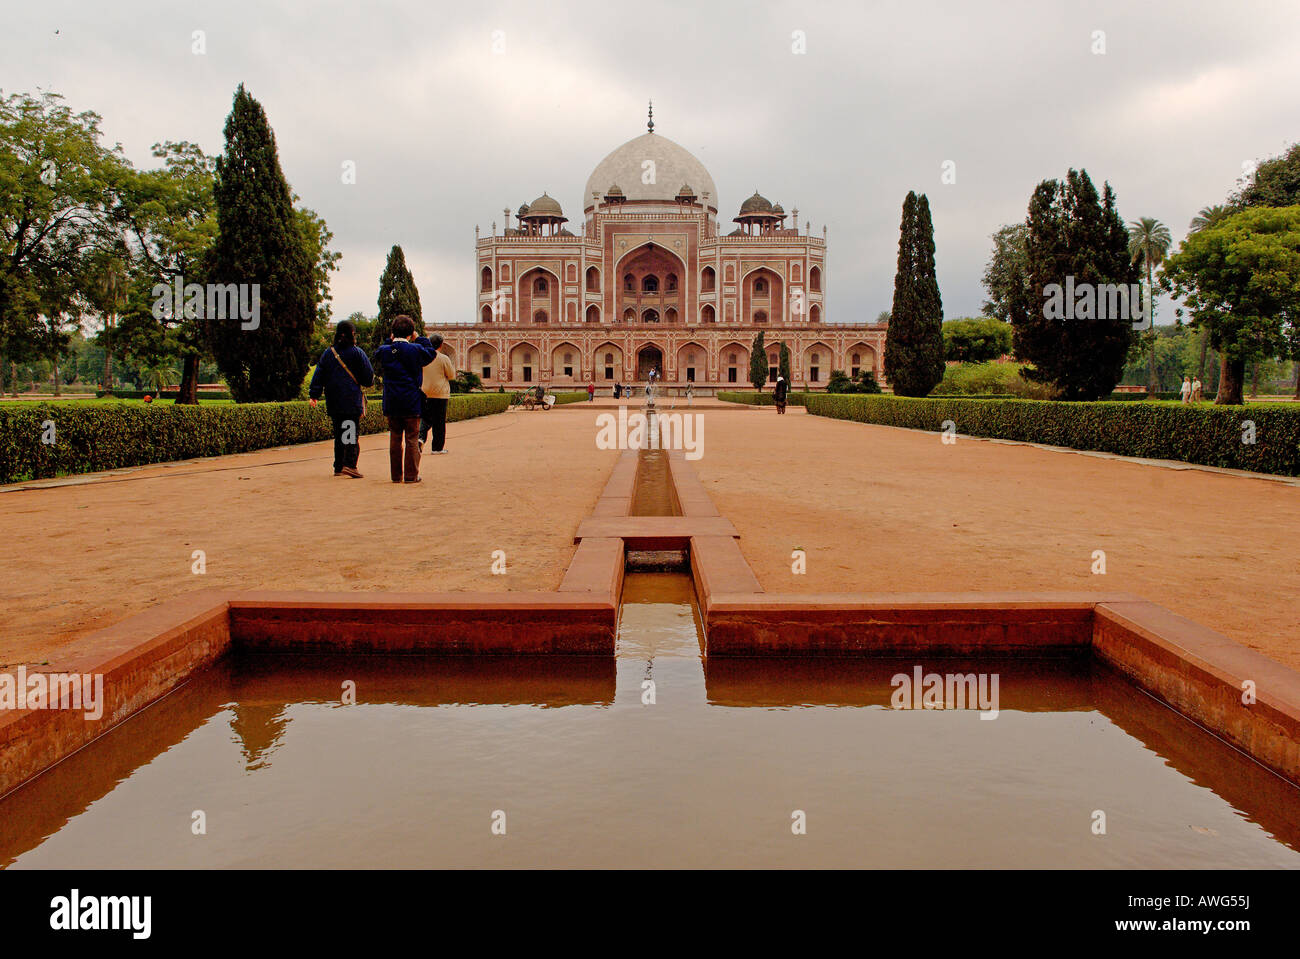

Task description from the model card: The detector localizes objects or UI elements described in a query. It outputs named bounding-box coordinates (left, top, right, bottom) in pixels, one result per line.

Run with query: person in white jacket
left=419, top=334, right=458, bottom=453
left=1179, top=376, right=1192, bottom=403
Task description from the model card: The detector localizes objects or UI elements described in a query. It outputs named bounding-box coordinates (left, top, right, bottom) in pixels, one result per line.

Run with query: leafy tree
left=81, top=248, right=130, bottom=391
left=1235, top=142, right=1300, bottom=209
left=31, top=261, right=81, bottom=395
left=1127, top=217, right=1172, bottom=394
left=295, top=202, right=341, bottom=328
left=0, top=90, right=131, bottom=365
left=980, top=223, right=1029, bottom=322
left=451, top=370, right=482, bottom=393
left=874, top=310, right=890, bottom=325
left=1162, top=205, right=1300, bottom=404
left=373, top=244, right=423, bottom=350
left=884, top=191, right=944, bottom=396
left=1186, top=206, right=1236, bottom=382
left=942, top=317, right=1012, bottom=363
left=748, top=330, right=766, bottom=390
left=1010, top=169, right=1138, bottom=400
left=778, top=342, right=791, bottom=382
left=114, top=140, right=217, bottom=402
left=204, top=84, right=316, bottom=402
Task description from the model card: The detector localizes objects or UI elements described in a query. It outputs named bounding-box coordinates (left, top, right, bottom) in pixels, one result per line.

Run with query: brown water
left=3, top=573, right=1299, bottom=868
left=630, top=446, right=677, bottom=516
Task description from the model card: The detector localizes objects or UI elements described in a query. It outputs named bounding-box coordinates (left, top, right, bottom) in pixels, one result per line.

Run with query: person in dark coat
left=372, top=314, right=437, bottom=483
left=773, top=375, right=788, bottom=414
left=309, top=318, right=374, bottom=478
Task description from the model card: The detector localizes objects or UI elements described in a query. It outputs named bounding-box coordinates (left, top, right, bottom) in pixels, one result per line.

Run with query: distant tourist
left=773, top=375, right=788, bottom=414
left=586, top=383, right=595, bottom=402
left=418, top=333, right=456, bottom=456
left=1180, top=376, right=1192, bottom=403
left=309, top=318, right=374, bottom=478
left=373, top=315, right=437, bottom=483
left=685, top=382, right=694, bottom=406
left=614, top=382, right=622, bottom=399
left=1191, top=376, right=1203, bottom=402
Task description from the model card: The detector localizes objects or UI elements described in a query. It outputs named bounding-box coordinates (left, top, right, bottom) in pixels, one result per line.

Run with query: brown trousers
left=387, top=415, right=421, bottom=482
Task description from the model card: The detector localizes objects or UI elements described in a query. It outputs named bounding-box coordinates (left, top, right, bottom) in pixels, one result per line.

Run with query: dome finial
left=647, top=100, right=654, bottom=133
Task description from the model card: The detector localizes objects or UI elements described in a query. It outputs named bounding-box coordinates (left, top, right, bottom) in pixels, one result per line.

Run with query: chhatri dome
left=583, top=104, right=718, bottom=213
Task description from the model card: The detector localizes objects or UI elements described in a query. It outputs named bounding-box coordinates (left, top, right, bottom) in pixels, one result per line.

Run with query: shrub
left=932, top=361, right=1058, bottom=399
left=942, top=317, right=1013, bottom=363
left=803, top=394, right=1300, bottom=476
left=856, top=370, right=882, bottom=394
left=827, top=369, right=881, bottom=394
left=0, top=394, right=511, bottom=483
left=717, top=391, right=807, bottom=407
left=827, top=370, right=854, bottom=393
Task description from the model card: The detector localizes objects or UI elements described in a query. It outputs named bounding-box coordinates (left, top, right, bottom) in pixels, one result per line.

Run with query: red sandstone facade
left=430, top=119, right=887, bottom=391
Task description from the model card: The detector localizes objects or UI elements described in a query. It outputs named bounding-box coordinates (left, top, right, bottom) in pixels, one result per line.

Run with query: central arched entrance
left=636, top=345, right=663, bottom=381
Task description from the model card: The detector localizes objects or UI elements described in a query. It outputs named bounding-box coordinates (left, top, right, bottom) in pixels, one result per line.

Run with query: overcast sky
left=5, top=0, right=1298, bottom=325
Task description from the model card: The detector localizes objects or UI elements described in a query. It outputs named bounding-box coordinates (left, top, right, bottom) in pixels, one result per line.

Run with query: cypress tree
left=778, top=342, right=791, bottom=383
left=205, top=84, right=315, bottom=402
left=372, top=244, right=424, bottom=350
left=884, top=192, right=945, bottom=396
left=1011, top=169, right=1138, bottom=400
left=749, top=330, right=767, bottom=390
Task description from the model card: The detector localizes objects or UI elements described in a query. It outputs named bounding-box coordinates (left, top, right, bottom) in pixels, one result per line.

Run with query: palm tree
left=1188, top=204, right=1233, bottom=234
left=1128, top=218, right=1173, bottom=394
left=143, top=363, right=178, bottom=395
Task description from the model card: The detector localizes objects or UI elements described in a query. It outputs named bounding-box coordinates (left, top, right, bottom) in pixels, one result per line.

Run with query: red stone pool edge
left=3, top=448, right=1298, bottom=798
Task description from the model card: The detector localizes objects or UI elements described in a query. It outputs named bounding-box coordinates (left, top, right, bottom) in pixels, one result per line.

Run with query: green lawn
left=0, top=397, right=236, bottom=407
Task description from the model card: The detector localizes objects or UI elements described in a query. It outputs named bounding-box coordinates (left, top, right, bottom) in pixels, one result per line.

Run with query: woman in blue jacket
left=371, top=314, right=437, bottom=483
left=309, top=319, right=374, bottom=478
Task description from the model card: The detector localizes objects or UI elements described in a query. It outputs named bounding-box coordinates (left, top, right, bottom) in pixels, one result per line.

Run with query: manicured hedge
left=96, top=389, right=233, bottom=401
left=803, top=394, right=1300, bottom=476
left=552, top=391, right=590, bottom=406
left=0, top=394, right=511, bottom=483
left=717, top=391, right=808, bottom=406
left=1107, top=391, right=1184, bottom=401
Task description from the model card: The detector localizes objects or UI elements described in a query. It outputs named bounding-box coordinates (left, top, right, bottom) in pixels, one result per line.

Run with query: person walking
left=685, top=381, right=693, bottom=406
left=1179, top=376, right=1192, bottom=403
left=773, top=375, right=788, bottom=414
left=309, top=318, right=373, bottom=478
left=1191, top=376, right=1203, bottom=402
left=418, top=333, right=457, bottom=455
left=586, top=383, right=595, bottom=402
left=373, top=315, right=437, bottom=483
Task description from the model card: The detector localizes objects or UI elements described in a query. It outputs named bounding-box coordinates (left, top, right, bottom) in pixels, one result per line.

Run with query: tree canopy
left=1009, top=169, right=1138, bottom=400
left=1162, top=205, right=1300, bottom=403
left=942, top=317, right=1012, bottom=363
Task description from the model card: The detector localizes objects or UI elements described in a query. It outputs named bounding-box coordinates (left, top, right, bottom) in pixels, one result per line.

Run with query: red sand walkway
left=2, top=400, right=1297, bottom=672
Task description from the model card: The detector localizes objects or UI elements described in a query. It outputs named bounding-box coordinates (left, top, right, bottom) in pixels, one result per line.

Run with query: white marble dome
left=583, top=132, right=718, bottom=212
